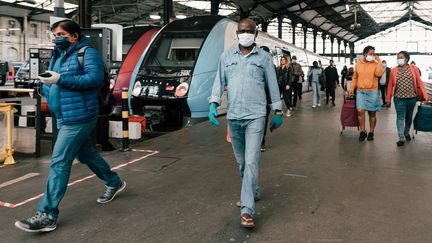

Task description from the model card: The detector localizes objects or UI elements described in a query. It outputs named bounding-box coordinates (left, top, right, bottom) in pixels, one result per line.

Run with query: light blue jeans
left=228, top=117, right=265, bottom=216
left=394, top=97, right=417, bottom=141
left=311, top=82, right=321, bottom=106
left=37, top=119, right=121, bottom=220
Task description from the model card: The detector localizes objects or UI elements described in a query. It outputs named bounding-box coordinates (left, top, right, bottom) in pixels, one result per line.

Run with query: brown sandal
left=241, top=213, right=255, bottom=228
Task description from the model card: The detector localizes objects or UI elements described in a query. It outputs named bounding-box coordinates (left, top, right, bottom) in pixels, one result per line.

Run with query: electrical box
left=81, top=27, right=112, bottom=67
left=29, top=48, right=53, bottom=80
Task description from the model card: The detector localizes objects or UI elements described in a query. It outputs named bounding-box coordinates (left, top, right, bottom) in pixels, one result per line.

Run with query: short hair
left=363, top=45, right=375, bottom=55
left=51, top=20, right=81, bottom=39
left=398, top=51, right=410, bottom=62
left=238, top=18, right=257, bottom=29
left=292, top=55, right=297, bottom=60
left=313, top=61, right=318, bottom=66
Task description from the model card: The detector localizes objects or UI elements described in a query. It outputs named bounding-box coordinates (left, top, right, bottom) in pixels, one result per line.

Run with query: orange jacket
left=351, top=59, right=383, bottom=91
left=386, top=65, right=428, bottom=104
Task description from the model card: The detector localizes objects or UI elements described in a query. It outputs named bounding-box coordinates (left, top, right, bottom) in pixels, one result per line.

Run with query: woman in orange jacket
left=386, top=51, right=428, bottom=146
left=349, top=46, right=383, bottom=141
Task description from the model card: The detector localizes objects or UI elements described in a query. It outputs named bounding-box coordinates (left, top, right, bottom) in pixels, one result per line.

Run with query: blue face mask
left=54, top=36, right=71, bottom=50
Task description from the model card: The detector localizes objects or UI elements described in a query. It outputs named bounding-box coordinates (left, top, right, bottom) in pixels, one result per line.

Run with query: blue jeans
left=311, top=82, right=321, bottom=106
left=228, top=117, right=265, bottom=216
left=394, top=97, right=417, bottom=140
left=37, top=119, right=121, bottom=220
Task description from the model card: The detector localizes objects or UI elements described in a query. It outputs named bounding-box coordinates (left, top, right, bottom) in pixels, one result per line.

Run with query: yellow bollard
left=0, top=103, right=16, bottom=165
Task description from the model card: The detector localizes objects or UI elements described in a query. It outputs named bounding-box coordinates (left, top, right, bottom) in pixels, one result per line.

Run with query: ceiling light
left=176, top=14, right=187, bottom=19
left=149, top=13, right=161, bottom=20
left=345, top=4, right=349, bottom=11
left=9, top=28, right=21, bottom=31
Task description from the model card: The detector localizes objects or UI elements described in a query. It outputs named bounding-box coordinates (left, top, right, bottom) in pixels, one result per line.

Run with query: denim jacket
left=209, top=46, right=282, bottom=120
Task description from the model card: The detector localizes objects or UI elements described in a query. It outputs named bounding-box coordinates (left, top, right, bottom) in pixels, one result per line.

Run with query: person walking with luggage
left=15, top=20, right=125, bottom=233
left=291, top=56, right=304, bottom=108
left=277, top=56, right=293, bottom=117
left=344, top=67, right=354, bottom=92
left=386, top=51, right=428, bottom=146
left=341, top=65, right=348, bottom=89
left=349, top=45, right=383, bottom=141
left=208, top=18, right=283, bottom=228
left=308, top=61, right=322, bottom=108
left=324, top=60, right=339, bottom=106
left=379, top=60, right=391, bottom=107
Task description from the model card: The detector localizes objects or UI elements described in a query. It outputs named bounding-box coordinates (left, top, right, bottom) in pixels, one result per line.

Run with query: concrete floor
left=1, top=89, right=432, bottom=242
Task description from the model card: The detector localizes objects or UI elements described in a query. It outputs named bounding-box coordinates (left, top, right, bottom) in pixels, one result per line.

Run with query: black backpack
left=77, top=46, right=111, bottom=110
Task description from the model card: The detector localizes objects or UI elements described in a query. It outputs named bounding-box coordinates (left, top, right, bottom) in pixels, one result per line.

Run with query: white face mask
left=382, top=63, right=387, bottom=68
left=365, top=55, right=375, bottom=62
left=237, top=33, right=255, bottom=47
left=397, top=59, right=406, bottom=66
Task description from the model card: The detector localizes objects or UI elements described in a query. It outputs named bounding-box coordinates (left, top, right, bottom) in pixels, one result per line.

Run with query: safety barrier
left=121, top=88, right=131, bottom=152
left=0, top=103, right=16, bottom=165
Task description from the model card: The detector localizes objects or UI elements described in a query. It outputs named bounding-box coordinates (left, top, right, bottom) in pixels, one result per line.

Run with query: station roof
left=1, top=0, right=432, bottom=43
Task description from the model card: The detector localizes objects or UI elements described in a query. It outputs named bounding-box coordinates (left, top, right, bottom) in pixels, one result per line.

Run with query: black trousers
left=292, top=83, right=302, bottom=107
left=281, top=87, right=292, bottom=109
left=379, top=85, right=387, bottom=104
left=326, top=83, right=336, bottom=104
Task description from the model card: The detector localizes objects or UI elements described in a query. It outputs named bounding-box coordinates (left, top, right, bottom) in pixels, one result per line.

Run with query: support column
left=54, top=0, right=65, bottom=17
left=278, top=16, right=283, bottom=39
left=291, top=19, right=297, bottom=45
left=322, top=32, right=326, bottom=55
left=303, top=26, right=308, bottom=50
left=337, top=38, right=341, bottom=62
left=163, top=0, right=173, bottom=25
left=349, top=42, right=355, bottom=65
left=210, top=0, right=219, bottom=16
left=313, top=29, right=317, bottom=53
left=330, top=35, right=334, bottom=59
left=262, top=21, right=269, bottom=33
left=79, top=0, right=91, bottom=28
left=344, top=41, right=348, bottom=63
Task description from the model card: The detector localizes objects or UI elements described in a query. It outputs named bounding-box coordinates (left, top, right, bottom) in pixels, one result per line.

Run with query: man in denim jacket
left=208, top=18, right=283, bottom=228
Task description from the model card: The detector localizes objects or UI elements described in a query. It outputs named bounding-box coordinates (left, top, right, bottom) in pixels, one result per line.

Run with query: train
left=111, top=26, right=160, bottom=114
left=127, top=16, right=341, bottom=130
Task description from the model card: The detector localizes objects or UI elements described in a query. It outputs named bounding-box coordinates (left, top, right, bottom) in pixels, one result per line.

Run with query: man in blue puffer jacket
left=15, top=20, right=126, bottom=233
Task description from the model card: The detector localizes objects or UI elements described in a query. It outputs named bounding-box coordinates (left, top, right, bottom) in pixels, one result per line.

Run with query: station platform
left=1, top=89, right=432, bottom=242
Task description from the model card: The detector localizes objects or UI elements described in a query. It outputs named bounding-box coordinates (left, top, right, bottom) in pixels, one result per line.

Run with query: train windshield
left=143, top=32, right=205, bottom=71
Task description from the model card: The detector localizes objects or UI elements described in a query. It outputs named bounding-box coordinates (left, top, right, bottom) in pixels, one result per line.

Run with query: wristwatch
left=275, top=110, right=283, bottom=116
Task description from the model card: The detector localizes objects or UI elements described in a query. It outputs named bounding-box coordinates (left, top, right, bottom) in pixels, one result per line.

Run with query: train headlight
left=132, top=81, right=142, bottom=97
left=175, top=82, right=189, bottom=97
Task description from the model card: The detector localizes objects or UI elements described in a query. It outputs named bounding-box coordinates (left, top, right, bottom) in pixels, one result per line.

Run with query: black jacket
left=324, top=66, right=339, bottom=85
left=277, top=66, right=293, bottom=89
left=378, top=67, right=391, bottom=86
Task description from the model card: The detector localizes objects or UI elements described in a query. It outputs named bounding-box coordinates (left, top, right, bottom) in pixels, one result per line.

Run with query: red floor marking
left=0, top=149, right=159, bottom=208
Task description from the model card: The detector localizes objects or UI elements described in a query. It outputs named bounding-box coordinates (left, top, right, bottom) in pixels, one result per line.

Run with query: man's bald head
left=238, top=18, right=257, bottom=30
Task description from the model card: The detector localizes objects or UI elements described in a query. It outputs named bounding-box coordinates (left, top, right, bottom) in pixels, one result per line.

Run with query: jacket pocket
left=248, top=61, right=265, bottom=81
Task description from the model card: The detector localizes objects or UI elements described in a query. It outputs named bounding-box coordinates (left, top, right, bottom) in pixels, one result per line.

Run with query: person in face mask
left=208, top=18, right=283, bottom=228
left=378, top=60, right=391, bottom=107
left=386, top=51, right=428, bottom=146
left=15, top=20, right=125, bottom=233
left=349, top=45, right=383, bottom=142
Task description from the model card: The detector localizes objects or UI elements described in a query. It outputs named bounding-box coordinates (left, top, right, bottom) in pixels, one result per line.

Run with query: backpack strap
left=77, top=46, right=90, bottom=70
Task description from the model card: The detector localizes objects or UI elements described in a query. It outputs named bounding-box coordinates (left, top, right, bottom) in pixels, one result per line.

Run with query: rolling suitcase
left=413, top=102, right=432, bottom=137
left=340, top=96, right=359, bottom=134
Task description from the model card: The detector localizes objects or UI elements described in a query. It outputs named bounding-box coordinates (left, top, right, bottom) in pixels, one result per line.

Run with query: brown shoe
left=241, top=213, right=255, bottom=228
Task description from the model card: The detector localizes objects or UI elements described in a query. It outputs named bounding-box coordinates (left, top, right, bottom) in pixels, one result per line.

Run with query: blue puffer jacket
left=42, top=37, right=104, bottom=125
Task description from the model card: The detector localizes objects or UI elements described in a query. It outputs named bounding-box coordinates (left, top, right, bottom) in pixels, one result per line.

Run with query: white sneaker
left=317, top=103, right=321, bottom=107
left=286, top=111, right=292, bottom=117
left=312, top=105, right=316, bottom=108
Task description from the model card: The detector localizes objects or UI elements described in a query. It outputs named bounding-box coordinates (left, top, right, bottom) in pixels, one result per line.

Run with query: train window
left=168, top=38, right=203, bottom=61
left=142, top=33, right=205, bottom=73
